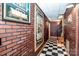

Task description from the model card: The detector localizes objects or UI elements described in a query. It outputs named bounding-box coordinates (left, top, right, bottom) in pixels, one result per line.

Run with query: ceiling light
left=58, top=15, right=63, bottom=19
left=66, top=4, right=74, bottom=8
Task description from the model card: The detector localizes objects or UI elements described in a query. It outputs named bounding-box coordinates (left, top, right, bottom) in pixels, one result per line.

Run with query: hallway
left=0, top=3, right=79, bottom=56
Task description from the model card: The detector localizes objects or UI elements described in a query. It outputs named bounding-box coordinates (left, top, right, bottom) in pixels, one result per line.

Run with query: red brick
left=0, top=3, right=35, bottom=56
left=6, top=22, right=17, bottom=25
left=7, top=49, right=17, bottom=56
left=0, top=48, right=12, bottom=55
left=6, top=36, right=16, bottom=41
left=12, top=38, right=20, bottom=42
left=12, top=32, right=20, bottom=36
left=12, top=45, right=20, bottom=50
left=64, top=5, right=78, bottom=56
left=0, top=21, right=5, bottom=24
left=0, top=29, right=5, bottom=33
left=0, top=33, right=12, bottom=38
left=0, top=25, right=12, bottom=29
left=7, top=42, right=16, bottom=48
left=6, top=29, right=16, bottom=33
left=2, top=38, right=7, bottom=42
left=2, top=40, right=12, bottom=46
left=12, top=26, right=20, bottom=29
left=6, top=33, right=12, bottom=37
left=12, top=50, right=20, bottom=56
left=12, top=39, right=16, bottom=43
left=0, top=46, right=6, bottom=52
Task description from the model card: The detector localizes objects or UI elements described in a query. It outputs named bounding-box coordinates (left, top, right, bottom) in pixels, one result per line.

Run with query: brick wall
left=50, top=21, right=59, bottom=36
left=44, top=15, right=49, bottom=42
left=64, top=4, right=79, bottom=56
left=78, top=7, right=79, bottom=55
left=77, top=4, right=79, bottom=56
left=0, top=3, right=35, bottom=56
left=0, top=3, right=49, bottom=56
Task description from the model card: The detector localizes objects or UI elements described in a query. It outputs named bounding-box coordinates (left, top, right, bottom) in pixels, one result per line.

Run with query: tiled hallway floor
left=39, top=39, right=69, bottom=56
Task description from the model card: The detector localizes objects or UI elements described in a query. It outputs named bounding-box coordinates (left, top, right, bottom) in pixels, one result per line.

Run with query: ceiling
left=37, top=3, right=68, bottom=20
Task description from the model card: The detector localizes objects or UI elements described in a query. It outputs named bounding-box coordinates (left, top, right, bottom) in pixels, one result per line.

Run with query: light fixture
left=66, top=4, right=74, bottom=8
left=76, top=4, right=79, bottom=7
left=68, top=17, right=72, bottom=23
left=58, top=15, right=63, bottom=19
left=68, top=15, right=72, bottom=23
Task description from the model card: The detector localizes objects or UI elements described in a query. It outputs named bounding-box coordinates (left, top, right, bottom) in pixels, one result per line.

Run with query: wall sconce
left=68, top=14, right=72, bottom=23
left=58, top=15, right=63, bottom=19
left=68, top=17, right=72, bottom=23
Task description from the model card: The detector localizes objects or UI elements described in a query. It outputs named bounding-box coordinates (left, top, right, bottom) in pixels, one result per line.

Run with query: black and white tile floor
left=39, top=40, right=69, bottom=56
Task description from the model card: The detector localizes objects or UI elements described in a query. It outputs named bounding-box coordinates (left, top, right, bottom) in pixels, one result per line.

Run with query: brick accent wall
left=64, top=5, right=79, bottom=56
left=0, top=3, right=35, bottom=56
left=50, top=21, right=59, bottom=36
left=77, top=4, right=79, bottom=56
left=65, top=9, right=76, bottom=56
left=0, top=3, right=49, bottom=56
left=44, top=15, right=49, bottom=42
left=78, top=7, right=79, bottom=55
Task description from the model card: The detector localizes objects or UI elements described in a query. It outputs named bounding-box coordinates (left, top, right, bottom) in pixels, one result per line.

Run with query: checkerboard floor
left=39, top=40, right=69, bottom=56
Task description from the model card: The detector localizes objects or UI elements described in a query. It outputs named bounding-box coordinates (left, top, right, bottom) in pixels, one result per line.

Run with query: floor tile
left=39, top=39, right=69, bottom=56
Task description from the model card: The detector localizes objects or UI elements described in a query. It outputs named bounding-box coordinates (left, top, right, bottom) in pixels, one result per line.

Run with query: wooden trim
left=37, top=39, right=49, bottom=56
left=0, top=4, right=2, bottom=19
left=34, top=4, right=36, bottom=52
left=49, top=23, right=50, bottom=39
left=34, top=4, right=44, bottom=52
left=75, top=5, right=78, bottom=55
